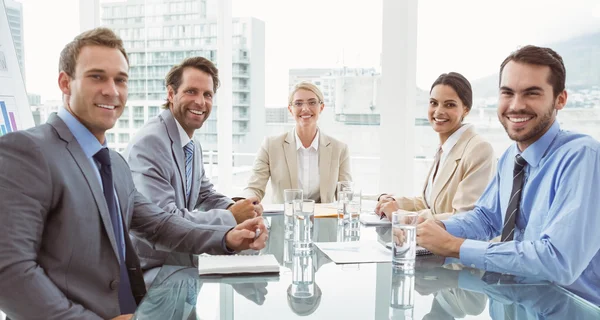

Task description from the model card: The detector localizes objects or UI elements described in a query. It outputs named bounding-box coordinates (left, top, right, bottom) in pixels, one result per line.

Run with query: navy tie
left=93, top=148, right=137, bottom=314
left=184, top=140, right=195, bottom=198
left=501, top=154, right=528, bottom=242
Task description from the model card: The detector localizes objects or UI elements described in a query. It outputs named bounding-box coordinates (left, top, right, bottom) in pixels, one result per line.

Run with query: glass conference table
left=133, top=215, right=600, bottom=320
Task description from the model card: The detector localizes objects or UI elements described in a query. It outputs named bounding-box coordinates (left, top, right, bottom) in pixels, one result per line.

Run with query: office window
left=133, top=106, right=144, bottom=119
left=148, top=106, right=160, bottom=118
left=118, top=119, right=129, bottom=128
left=118, top=133, right=130, bottom=143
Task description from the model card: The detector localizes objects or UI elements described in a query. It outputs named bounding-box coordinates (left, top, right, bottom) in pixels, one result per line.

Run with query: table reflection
left=134, top=216, right=600, bottom=320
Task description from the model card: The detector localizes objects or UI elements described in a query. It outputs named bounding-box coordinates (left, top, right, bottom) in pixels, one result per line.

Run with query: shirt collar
left=57, top=107, right=106, bottom=158
left=295, top=129, right=320, bottom=151
left=519, top=120, right=560, bottom=168
left=441, top=123, right=472, bottom=154
left=174, top=116, right=192, bottom=148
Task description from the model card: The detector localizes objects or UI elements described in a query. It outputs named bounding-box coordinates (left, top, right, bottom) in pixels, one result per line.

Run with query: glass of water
left=391, top=211, right=419, bottom=270
left=284, top=189, right=303, bottom=238
left=336, top=181, right=354, bottom=220
left=293, top=199, right=315, bottom=252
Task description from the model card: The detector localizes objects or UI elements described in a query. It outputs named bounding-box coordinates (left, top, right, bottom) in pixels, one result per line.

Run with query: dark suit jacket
left=0, top=114, right=232, bottom=320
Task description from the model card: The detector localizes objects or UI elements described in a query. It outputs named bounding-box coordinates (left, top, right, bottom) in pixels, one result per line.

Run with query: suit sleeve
left=0, top=133, right=102, bottom=320
left=129, top=189, right=233, bottom=255
left=241, top=137, right=271, bottom=200
left=126, top=134, right=235, bottom=227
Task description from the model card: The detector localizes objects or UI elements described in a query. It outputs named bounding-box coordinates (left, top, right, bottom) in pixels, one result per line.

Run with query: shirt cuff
left=442, top=219, right=465, bottom=238
left=221, top=227, right=236, bottom=254
left=459, top=239, right=489, bottom=270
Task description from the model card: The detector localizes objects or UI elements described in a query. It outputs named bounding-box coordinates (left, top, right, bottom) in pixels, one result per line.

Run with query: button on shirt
left=425, top=124, right=472, bottom=205
left=296, top=130, right=320, bottom=202
left=57, top=107, right=126, bottom=258
left=443, top=120, right=600, bottom=305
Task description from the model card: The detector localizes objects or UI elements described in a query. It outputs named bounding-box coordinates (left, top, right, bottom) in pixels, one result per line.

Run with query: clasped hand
left=225, top=216, right=269, bottom=252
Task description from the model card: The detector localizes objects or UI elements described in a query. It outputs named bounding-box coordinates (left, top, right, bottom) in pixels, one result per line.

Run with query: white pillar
left=79, top=0, right=100, bottom=32
left=379, top=0, right=418, bottom=195
left=217, top=0, right=233, bottom=194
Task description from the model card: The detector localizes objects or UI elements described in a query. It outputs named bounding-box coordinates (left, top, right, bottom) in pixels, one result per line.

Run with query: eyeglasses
left=291, top=100, right=322, bottom=108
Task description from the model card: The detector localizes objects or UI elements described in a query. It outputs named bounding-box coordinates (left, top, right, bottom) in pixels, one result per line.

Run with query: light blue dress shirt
left=57, top=108, right=126, bottom=259
left=443, top=120, right=600, bottom=305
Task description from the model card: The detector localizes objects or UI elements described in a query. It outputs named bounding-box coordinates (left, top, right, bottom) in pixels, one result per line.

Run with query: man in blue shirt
left=416, top=45, right=600, bottom=305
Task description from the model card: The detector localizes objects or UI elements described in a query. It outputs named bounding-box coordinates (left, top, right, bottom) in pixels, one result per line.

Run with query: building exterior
left=4, top=0, right=24, bottom=83
left=100, top=0, right=265, bottom=154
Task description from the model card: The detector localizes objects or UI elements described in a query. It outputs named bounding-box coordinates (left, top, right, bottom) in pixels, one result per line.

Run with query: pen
left=254, top=228, right=261, bottom=240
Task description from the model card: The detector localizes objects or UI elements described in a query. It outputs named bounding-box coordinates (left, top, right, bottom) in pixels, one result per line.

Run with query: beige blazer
left=395, top=127, right=495, bottom=219
left=242, top=129, right=352, bottom=203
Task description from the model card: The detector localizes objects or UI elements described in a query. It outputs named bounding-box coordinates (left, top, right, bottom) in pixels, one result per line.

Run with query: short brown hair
left=430, top=72, right=473, bottom=111
left=162, top=56, right=219, bottom=109
left=59, top=27, right=128, bottom=77
left=499, top=45, right=566, bottom=98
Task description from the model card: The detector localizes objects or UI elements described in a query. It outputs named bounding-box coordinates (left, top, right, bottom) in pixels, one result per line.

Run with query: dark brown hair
left=430, top=72, right=473, bottom=111
left=59, top=27, right=128, bottom=76
left=162, top=56, right=219, bottom=109
left=499, top=45, right=566, bottom=98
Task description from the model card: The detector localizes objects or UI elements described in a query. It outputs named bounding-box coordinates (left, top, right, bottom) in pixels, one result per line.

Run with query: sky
left=15, top=0, right=600, bottom=105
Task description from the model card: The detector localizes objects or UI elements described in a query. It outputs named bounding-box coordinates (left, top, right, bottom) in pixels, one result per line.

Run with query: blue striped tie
left=184, top=140, right=194, bottom=198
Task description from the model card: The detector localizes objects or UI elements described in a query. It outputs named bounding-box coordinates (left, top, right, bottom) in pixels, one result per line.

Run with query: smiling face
left=58, top=45, right=129, bottom=144
left=498, top=61, right=567, bottom=150
left=288, top=89, right=324, bottom=129
left=168, top=67, right=214, bottom=138
left=428, top=84, right=469, bottom=143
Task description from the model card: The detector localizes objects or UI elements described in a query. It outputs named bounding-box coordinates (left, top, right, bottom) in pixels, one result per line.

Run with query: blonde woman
left=376, top=72, right=495, bottom=220
left=242, top=82, right=352, bottom=203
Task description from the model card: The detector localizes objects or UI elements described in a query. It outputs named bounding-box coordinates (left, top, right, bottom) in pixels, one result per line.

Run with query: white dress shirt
left=175, top=118, right=193, bottom=148
left=295, top=129, right=320, bottom=202
left=425, top=124, right=472, bottom=206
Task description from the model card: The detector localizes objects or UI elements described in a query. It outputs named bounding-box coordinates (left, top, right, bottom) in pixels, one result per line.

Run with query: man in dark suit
left=0, top=27, right=267, bottom=320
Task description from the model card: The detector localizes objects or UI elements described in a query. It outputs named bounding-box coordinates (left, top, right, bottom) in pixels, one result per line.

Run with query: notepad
left=197, top=254, right=280, bottom=276
left=384, top=242, right=433, bottom=256
left=359, top=213, right=391, bottom=226
left=260, top=203, right=339, bottom=218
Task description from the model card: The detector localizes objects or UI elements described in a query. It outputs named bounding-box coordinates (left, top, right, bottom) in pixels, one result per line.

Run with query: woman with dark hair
left=376, top=72, right=495, bottom=220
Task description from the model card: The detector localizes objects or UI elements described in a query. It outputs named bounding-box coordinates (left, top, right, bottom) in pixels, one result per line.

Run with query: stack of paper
left=197, top=254, right=280, bottom=276
left=314, top=241, right=392, bottom=264
left=359, top=213, right=391, bottom=226
left=260, top=203, right=339, bottom=218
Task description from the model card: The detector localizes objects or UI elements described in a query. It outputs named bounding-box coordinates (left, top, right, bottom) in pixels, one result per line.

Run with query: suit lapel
left=112, top=151, right=132, bottom=226
left=430, top=127, right=476, bottom=208
left=422, top=159, right=436, bottom=207
left=48, top=114, right=120, bottom=260
left=162, top=109, right=188, bottom=205
left=283, top=130, right=298, bottom=189
left=318, top=133, right=332, bottom=202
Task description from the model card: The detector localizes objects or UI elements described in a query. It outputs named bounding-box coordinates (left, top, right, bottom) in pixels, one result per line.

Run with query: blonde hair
left=288, top=81, right=325, bottom=106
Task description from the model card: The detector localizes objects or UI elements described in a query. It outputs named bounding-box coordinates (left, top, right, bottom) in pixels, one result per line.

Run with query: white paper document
left=262, top=203, right=284, bottom=214
left=197, top=254, right=280, bottom=275
left=314, top=241, right=392, bottom=264
left=359, top=213, right=391, bottom=226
